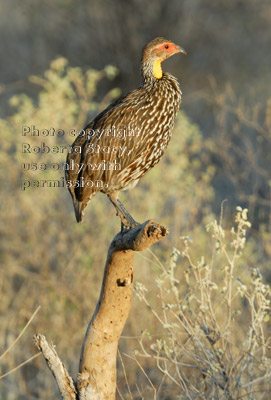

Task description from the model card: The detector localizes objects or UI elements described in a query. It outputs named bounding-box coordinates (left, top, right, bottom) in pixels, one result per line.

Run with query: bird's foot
left=119, top=215, right=140, bottom=232
left=108, top=194, right=140, bottom=232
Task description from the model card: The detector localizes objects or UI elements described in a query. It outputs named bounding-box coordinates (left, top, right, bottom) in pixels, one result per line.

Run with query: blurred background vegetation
left=0, top=0, right=270, bottom=398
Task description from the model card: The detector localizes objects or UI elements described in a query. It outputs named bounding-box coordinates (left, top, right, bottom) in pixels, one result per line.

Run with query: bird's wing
left=65, top=85, right=164, bottom=220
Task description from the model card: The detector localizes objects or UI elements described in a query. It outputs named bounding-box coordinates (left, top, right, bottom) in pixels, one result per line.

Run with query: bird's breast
left=137, top=75, right=182, bottom=141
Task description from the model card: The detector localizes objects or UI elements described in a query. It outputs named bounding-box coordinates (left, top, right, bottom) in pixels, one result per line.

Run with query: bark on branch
left=34, top=220, right=168, bottom=399
left=34, top=334, right=77, bottom=400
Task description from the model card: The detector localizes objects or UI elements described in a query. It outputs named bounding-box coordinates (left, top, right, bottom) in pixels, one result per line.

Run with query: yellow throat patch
left=153, top=59, right=163, bottom=79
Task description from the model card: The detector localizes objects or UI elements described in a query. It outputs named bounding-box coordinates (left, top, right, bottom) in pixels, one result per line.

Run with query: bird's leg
left=121, top=221, right=125, bottom=232
left=107, top=194, right=139, bottom=230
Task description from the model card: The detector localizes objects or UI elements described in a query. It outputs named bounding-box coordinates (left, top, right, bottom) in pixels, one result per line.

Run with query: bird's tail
left=74, top=200, right=84, bottom=223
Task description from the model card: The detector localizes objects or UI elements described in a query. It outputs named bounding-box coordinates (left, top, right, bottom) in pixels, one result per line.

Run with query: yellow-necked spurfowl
left=66, top=37, right=186, bottom=228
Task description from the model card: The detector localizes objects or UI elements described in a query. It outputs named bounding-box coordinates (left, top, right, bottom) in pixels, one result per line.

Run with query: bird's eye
left=165, top=45, right=169, bottom=49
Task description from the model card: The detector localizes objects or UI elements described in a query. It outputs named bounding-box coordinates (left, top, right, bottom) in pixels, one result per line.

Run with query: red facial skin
left=156, top=42, right=180, bottom=54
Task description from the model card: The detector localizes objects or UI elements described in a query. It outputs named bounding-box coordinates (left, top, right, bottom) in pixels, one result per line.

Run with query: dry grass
left=133, top=207, right=271, bottom=399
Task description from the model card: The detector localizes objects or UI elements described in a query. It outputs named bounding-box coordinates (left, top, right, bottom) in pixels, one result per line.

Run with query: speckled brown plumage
left=66, top=37, right=186, bottom=227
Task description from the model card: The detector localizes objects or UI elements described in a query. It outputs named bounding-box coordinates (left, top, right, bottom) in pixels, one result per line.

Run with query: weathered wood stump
left=34, top=220, right=168, bottom=399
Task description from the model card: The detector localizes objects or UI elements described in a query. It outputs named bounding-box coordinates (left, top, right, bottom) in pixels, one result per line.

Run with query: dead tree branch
left=35, top=220, right=168, bottom=399
left=34, top=334, right=77, bottom=400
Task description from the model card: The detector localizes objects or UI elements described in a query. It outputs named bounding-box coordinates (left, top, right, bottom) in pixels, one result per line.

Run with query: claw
left=107, top=194, right=140, bottom=230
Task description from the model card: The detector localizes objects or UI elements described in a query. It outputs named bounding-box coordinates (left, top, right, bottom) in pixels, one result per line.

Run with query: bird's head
left=141, top=37, right=186, bottom=81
